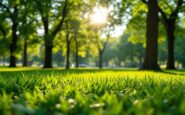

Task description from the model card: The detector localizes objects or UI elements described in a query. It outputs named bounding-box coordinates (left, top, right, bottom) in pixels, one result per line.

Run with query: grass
left=0, top=68, right=185, bottom=115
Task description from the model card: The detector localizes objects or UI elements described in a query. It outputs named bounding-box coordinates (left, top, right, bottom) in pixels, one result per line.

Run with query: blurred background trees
left=0, top=0, right=185, bottom=70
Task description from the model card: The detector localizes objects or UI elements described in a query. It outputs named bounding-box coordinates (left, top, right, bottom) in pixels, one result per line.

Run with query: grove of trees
left=0, top=0, right=185, bottom=70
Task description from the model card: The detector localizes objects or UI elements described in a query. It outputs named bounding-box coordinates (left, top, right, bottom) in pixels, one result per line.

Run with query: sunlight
left=90, top=6, right=108, bottom=25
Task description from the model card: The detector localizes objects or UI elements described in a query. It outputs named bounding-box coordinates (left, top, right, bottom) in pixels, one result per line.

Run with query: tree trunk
left=66, top=41, right=70, bottom=69
left=23, top=38, right=28, bottom=66
left=42, top=16, right=53, bottom=68
left=165, top=22, right=176, bottom=69
left=159, top=0, right=183, bottom=69
left=75, top=46, right=79, bottom=68
left=99, top=50, right=103, bottom=69
left=44, top=44, right=53, bottom=68
left=65, top=21, right=70, bottom=69
left=9, top=21, right=18, bottom=67
left=140, top=0, right=160, bottom=71
left=65, top=28, right=70, bottom=69
left=166, top=33, right=175, bottom=69
left=75, top=37, right=79, bottom=68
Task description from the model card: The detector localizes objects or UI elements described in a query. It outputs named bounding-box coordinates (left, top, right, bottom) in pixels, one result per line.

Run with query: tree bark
left=9, top=6, right=18, bottom=67
left=41, top=0, right=68, bottom=68
left=66, top=41, right=70, bottom=69
left=163, top=19, right=176, bottom=69
left=158, top=0, right=183, bottom=70
left=65, top=28, right=70, bottom=69
left=42, top=16, right=53, bottom=68
left=140, top=0, right=160, bottom=71
left=0, top=21, right=7, bottom=67
left=166, top=27, right=175, bottom=69
left=44, top=44, right=53, bottom=68
left=9, top=20, right=18, bottom=67
left=159, top=13, right=176, bottom=70
left=75, top=44, right=79, bottom=68
left=23, top=38, right=28, bottom=66
left=74, top=36, right=79, bottom=68
left=75, top=49, right=79, bottom=68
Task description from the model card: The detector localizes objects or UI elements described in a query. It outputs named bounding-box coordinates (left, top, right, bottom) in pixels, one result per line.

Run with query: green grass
left=0, top=68, right=185, bottom=115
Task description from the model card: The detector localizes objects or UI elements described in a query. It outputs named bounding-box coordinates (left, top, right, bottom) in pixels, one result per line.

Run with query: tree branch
left=34, top=1, right=45, bottom=19
left=158, top=7, right=168, bottom=23
left=0, top=23, right=6, bottom=37
left=141, top=0, right=148, bottom=4
left=102, top=32, right=110, bottom=53
left=51, top=0, right=68, bottom=38
left=170, top=0, right=183, bottom=20
left=0, top=2, right=11, bottom=15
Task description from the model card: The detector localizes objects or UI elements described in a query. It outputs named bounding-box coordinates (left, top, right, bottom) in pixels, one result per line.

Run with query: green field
left=0, top=68, right=185, bottom=115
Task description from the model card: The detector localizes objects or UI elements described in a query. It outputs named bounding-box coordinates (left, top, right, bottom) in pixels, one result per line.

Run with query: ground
left=0, top=67, right=185, bottom=115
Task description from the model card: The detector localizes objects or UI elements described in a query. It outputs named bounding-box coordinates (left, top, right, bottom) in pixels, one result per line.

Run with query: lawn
left=0, top=68, right=185, bottom=115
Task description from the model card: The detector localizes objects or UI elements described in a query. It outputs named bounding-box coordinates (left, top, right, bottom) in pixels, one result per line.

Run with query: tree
left=33, top=0, right=68, bottom=68
left=61, top=0, right=84, bottom=69
left=72, top=14, right=88, bottom=69
left=88, top=26, right=110, bottom=68
left=65, top=21, right=71, bottom=69
left=66, top=2, right=84, bottom=69
left=0, top=23, right=6, bottom=38
left=87, top=0, right=127, bottom=68
left=158, top=0, right=184, bottom=69
left=0, top=0, right=20, bottom=67
left=19, top=1, right=37, bottom=66
left=73, top=21, right=81, bottom=68
left=0, top=22, right=9, bottom=66
left=116, top=33, right=145, bottom=67
left=140, top=0, right=160, bottom=70
left=174, top=39, right=185, bottom=67
left=97, top=33, right=110, bottom=69
left=142, top=0, right=184, bottom=69
left=174, top=26, right=185, bottom=68
left=74, top=30, right=79, bottom=68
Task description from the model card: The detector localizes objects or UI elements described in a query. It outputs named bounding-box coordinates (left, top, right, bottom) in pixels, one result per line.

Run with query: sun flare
left=90, top=7, right=108, bottom=25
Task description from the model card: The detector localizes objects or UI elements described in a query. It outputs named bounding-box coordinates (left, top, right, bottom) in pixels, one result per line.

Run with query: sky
left=37, top=2, right=128, bottom=38
left=111, top=25, right=126, bottom=38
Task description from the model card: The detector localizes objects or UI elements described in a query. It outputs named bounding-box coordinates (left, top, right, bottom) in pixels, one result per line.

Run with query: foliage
left=116, top=33, right=145, bottom=67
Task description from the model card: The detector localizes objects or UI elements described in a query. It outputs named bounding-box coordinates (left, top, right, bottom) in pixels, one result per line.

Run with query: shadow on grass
left=161, top=69, right=185, bottom=76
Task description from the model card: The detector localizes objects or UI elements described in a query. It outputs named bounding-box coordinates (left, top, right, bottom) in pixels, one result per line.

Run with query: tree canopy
left=0, top=0, right=185, bottom=70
